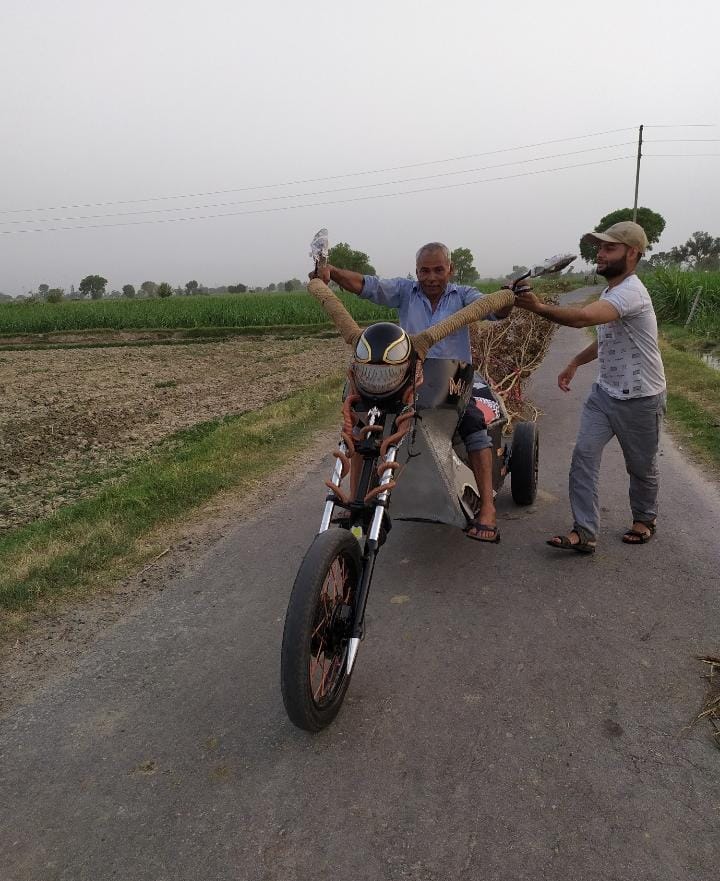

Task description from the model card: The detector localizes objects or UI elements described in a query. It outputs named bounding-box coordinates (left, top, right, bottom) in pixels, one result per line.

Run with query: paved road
left=2, top=313, right=720, bottom=881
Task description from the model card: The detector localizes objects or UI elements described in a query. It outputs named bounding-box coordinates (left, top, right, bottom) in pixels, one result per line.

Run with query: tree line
left=22, top=216, right=719, bottom=305
left=25, top=276, right=307, bottom=302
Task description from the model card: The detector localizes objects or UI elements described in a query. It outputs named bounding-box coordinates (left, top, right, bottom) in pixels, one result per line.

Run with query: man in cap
left=514, top=221, right=666, bottom=553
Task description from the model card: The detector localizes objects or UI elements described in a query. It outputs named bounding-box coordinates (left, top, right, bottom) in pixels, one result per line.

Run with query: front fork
left=318, top=438, right=399, bottom=675
left=346, top=445, right=397, bottom=673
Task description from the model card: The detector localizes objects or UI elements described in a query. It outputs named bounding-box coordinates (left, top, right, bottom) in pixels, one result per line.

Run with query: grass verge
left=0, top=374, right=345, bottom=628
left=659, top=339, right=720, bottom=473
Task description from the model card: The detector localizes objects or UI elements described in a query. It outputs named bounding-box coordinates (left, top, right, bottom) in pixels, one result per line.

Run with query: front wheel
left=281, top=529, right=362, bottom=731
left=510, top=420, right=539, bottom=506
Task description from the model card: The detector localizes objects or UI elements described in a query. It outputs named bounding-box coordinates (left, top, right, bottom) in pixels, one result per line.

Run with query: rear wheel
left=281, top=529, right=362, bottom=731
left=510, top=420, right=539, bottom=506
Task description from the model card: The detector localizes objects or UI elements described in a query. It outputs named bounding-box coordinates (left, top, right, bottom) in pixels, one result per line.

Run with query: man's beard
left=597, top=253, right=628, bottom=279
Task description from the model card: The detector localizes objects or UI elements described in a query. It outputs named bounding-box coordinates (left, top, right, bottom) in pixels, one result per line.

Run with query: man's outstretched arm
left=514, top=292, right=619, bottom=328
left=312, top=264, right=366, bottom=296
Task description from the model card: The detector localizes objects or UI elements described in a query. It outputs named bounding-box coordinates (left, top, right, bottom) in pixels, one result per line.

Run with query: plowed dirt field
left=0, top=336, right=348, bottom=531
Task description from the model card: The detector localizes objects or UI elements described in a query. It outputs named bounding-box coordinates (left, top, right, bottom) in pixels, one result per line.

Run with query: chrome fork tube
left=368, top=446, right=398, bottom=541
left=319, top=441, right=348, bottom=533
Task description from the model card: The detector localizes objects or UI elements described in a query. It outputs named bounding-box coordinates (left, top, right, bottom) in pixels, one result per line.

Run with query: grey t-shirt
left=597, top=274, right=666, bottom=399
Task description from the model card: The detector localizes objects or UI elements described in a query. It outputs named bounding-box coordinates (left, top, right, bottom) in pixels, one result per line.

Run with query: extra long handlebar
left=306, top=278, right=514, bottom=360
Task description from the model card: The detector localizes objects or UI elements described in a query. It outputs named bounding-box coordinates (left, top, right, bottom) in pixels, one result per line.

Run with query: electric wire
left=0, top=142, right=638, bottom=226
left=0, top=126, right=640, bottom=215
left=0, top=156, right=633, bottom=236
left=1, top=140, right=713, bottom=229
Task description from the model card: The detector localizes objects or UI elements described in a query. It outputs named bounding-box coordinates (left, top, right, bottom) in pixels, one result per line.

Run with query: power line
left=0, top=126, right=640, bottom=215
left=0, top=155, right=633, bottom=236
left=0, top=142, right=638, bottom=226
left=643, top=124, right=715, bottom=128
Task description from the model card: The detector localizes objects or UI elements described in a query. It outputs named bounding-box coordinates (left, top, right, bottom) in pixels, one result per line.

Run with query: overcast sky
left=1, top=0, right=718, bottom=295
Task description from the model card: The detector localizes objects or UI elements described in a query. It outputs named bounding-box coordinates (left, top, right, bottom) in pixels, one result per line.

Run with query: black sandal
left=546, top=532, right=596, bottom=555
left=622, top=521, right=656, bottom=544
left=466, top=519, right=500, bottom=543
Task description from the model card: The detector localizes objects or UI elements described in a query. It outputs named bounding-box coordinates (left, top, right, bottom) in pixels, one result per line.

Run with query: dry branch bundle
left=470, top=296, right=559, bottom=427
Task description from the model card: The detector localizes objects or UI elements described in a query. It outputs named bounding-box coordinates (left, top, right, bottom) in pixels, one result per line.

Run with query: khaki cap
left=581, top=221, right=649, bottom=252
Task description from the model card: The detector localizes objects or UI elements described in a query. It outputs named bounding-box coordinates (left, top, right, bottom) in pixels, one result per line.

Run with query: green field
left=644, top=268, right=720, bottom=336
left=0, top=292, right=396, bottom=335
left=0, top=277, right=592, bottom=336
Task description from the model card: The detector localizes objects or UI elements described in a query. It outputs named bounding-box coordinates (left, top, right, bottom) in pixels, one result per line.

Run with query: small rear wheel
left=510, top=420, right=539, bottom=506
left=281, top=529, right=362, bottom=731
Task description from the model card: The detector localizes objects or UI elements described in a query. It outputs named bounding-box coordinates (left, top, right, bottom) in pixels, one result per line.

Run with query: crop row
left=0, top=292, right=397, bottom=335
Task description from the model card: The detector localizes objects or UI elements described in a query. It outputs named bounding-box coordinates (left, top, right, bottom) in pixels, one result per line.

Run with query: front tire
left=281, top=529, right=362, bottom=731
left=510, top=420, right=539, bottom=506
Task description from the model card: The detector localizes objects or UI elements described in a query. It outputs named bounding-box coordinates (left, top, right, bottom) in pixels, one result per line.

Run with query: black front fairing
left=416, top=359, right=474, bottom=414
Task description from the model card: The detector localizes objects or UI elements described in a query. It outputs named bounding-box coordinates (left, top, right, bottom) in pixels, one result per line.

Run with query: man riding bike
left=313, top=241, right=521, bottom=543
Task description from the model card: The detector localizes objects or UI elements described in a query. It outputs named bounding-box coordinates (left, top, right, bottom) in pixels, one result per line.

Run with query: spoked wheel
left=281, top=529, right=362, bottom=731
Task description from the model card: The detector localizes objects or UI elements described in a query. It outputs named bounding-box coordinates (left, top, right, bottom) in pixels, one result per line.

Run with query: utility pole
left=632, top=124, right=643, bottom=222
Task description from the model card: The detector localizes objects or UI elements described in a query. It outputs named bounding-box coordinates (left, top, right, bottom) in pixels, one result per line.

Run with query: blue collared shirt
left=360, top=276, right=495, bottom=361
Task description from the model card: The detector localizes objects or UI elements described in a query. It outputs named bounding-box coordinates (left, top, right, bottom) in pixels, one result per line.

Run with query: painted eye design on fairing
left=384, top=333, right=410, bottom=364
left=354, top=335, right=371, bottom=363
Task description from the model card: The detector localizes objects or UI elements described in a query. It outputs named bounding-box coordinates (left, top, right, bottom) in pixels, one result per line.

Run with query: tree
left=671, top=231, right=720, bottom=271
left=450, top=247, right=479, bottom=284
left=267, top=283, right=276, bottom=292
left=285, top=278, right=302, bottom=291
left=79, top=274, right=108, bottom=299
left=122, top=284, right=136, bottom=298
left=228, top=283, right=247, bottom=293
left=46, top=288, right=64, bottom=303
left=579, top=207, right=666, bottom=263
left=643, top=251, right=680, bottom=270
left=185, top=279, right=199, bottom=295
left=157, top=282, right=173, bottom=298
left=140, top=280, right=157, bottom=297
left=38, top=284, right=50, bottom=296
left=328, top=242, right=376, bottom=275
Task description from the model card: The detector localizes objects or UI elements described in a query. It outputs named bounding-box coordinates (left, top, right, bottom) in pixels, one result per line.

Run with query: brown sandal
left=546, top=532, right=596, bottom=555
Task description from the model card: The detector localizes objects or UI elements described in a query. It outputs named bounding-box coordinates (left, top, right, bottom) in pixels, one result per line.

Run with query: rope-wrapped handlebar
left=307, top=278, right=362, bottom=346
left=307, top=278, right=515, bottom=361
left=408, top=289, right=515, bottom=360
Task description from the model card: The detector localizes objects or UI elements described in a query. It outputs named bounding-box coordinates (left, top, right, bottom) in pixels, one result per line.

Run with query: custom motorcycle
left=280, top=232, right=574, bottom=731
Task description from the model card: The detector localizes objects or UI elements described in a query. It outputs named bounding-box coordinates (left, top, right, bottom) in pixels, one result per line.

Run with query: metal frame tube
left=318, top=441, right=348, bottom=533
left=368, top=447, right=398, bottom=541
